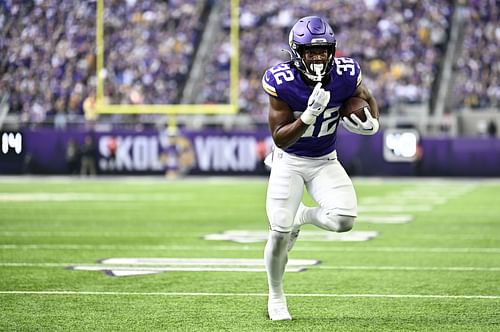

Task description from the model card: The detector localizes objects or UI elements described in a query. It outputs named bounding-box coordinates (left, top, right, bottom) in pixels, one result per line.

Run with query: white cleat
left=268, top=300, right=292, bottom=321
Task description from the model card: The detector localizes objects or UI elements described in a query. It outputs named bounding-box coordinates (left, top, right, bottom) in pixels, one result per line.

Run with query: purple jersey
left=262, top=57, right=362, bottom=157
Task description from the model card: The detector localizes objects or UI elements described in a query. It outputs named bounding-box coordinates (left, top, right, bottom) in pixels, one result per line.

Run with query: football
left=339, top=97, right=370, bottom=124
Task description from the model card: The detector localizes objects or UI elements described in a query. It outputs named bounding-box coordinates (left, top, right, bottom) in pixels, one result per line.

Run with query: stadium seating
left=0, top=0, right=207, bottom=123
left=0, top=0, right=496, bottom=128
left=452, top=0, right=498, bottom=109
left=207, top=0, right=454, bottom=122
left=103, top=0, right=207, bottom=105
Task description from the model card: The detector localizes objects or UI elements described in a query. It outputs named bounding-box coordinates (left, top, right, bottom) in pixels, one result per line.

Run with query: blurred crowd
left=0, top=0, right=497, bottom=126
left=0, top=0, right=207, bottom=124
left=103, top=0, right=206, bottom=104
left=452, top=0, right=499, bottom=109
left=1, top=0, right=96, bottom=124
left=201, top=0, right=453, bottom=121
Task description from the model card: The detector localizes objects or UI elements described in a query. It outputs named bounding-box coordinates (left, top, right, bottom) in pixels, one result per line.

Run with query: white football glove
left=342, top=107, right=380, bottom=135
left=300, top=82, right=331, bottom=125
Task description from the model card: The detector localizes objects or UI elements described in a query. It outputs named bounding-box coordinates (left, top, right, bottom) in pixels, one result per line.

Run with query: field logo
left=204, top=230, right=379, bottom=243
left=67, top=258, right=319, bottom=277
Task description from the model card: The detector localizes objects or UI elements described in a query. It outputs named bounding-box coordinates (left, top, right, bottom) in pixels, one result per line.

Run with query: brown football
left=339, top=97, right=370, bottom=124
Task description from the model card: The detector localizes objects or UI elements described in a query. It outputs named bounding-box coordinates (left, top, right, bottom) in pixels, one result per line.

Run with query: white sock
left=264, top=230, right=290, bottom=300
left=296, top=206, right=354, bottom=232
left=294, top=204, right=312, bottom=228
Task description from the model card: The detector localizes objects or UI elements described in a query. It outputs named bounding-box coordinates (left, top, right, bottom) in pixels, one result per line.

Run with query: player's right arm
left=263, top=65, right=330, bottom=149
left=268, top=95, right=309, bottom=149
left=266, top=85, right=331, bottom=149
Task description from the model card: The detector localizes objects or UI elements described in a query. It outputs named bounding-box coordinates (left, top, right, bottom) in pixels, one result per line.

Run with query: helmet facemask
left=288, top=16, right=337, bottom=82
left=299, top=45, right=335, bottom=82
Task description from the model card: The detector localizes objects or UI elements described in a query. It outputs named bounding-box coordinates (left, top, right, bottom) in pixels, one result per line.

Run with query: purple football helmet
left=288, top=16, right=337, bottom=82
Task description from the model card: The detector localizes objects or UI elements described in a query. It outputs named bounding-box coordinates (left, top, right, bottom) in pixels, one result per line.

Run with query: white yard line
left=1, top=244, right=499, bottom=253
left=296, top=247, right=500, bottom=253
left=360, top=198, right=448, bottom=205
left=358, top=206, right=433, bottom=212
left=1, top=263, right=72, bottom=267
left=1, top=175, right=497, bottom=184
left=0, top=193, right=194, bottom=202
left=357, top=215, right=413, bottom=224
left=2, top=232, right=498, bottom=241
left=357, top=183, right=478, bottom=213
left=0, top=176, right=268, bottom=184
left=0, top=231, right=208, bottom=237
left=351, top=177, right=498, bottom=185
left=1, top=262, right=499, bottom=272
left=0, top=290, right=498, bottom=300
left=99, top=258, right=319, bottom=266
left=69, top=266, right=306, bottom=273
left=317, top=266, right=500, bottom=272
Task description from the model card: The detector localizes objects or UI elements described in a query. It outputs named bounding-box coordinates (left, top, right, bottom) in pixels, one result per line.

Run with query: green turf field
left=1, top=177, right=499, bottom=331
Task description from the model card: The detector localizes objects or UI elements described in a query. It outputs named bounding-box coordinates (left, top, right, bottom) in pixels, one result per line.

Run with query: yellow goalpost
left=95, top=0, right=239, bottom=116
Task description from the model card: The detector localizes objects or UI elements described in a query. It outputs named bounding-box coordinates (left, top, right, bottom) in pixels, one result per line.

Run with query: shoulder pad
left=262, top=68, right=278, bottom=97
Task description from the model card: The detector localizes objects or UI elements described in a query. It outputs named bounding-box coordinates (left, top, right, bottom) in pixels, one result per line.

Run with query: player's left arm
left=352, top=82, right=379, bottom=120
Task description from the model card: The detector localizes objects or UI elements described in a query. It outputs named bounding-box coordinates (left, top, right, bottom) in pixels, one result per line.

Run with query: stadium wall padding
left=1, top=128, right=499, bottom=176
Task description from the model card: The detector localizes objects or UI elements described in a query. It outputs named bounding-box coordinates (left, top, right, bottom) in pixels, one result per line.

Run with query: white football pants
left=266, top=148, right=357, bottom=232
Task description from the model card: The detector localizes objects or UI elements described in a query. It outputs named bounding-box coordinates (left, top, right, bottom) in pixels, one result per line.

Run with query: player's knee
left=335, top=215, right=355, bottom=232
left=269, top=230, right=290, bottom=245
left=322, top=210, right=355, bottom=232
left=269, top=208, right=294, bottom=232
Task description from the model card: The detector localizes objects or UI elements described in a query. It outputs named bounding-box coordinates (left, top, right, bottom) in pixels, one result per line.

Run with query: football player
left=262, top=16, right=380, bottom=320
